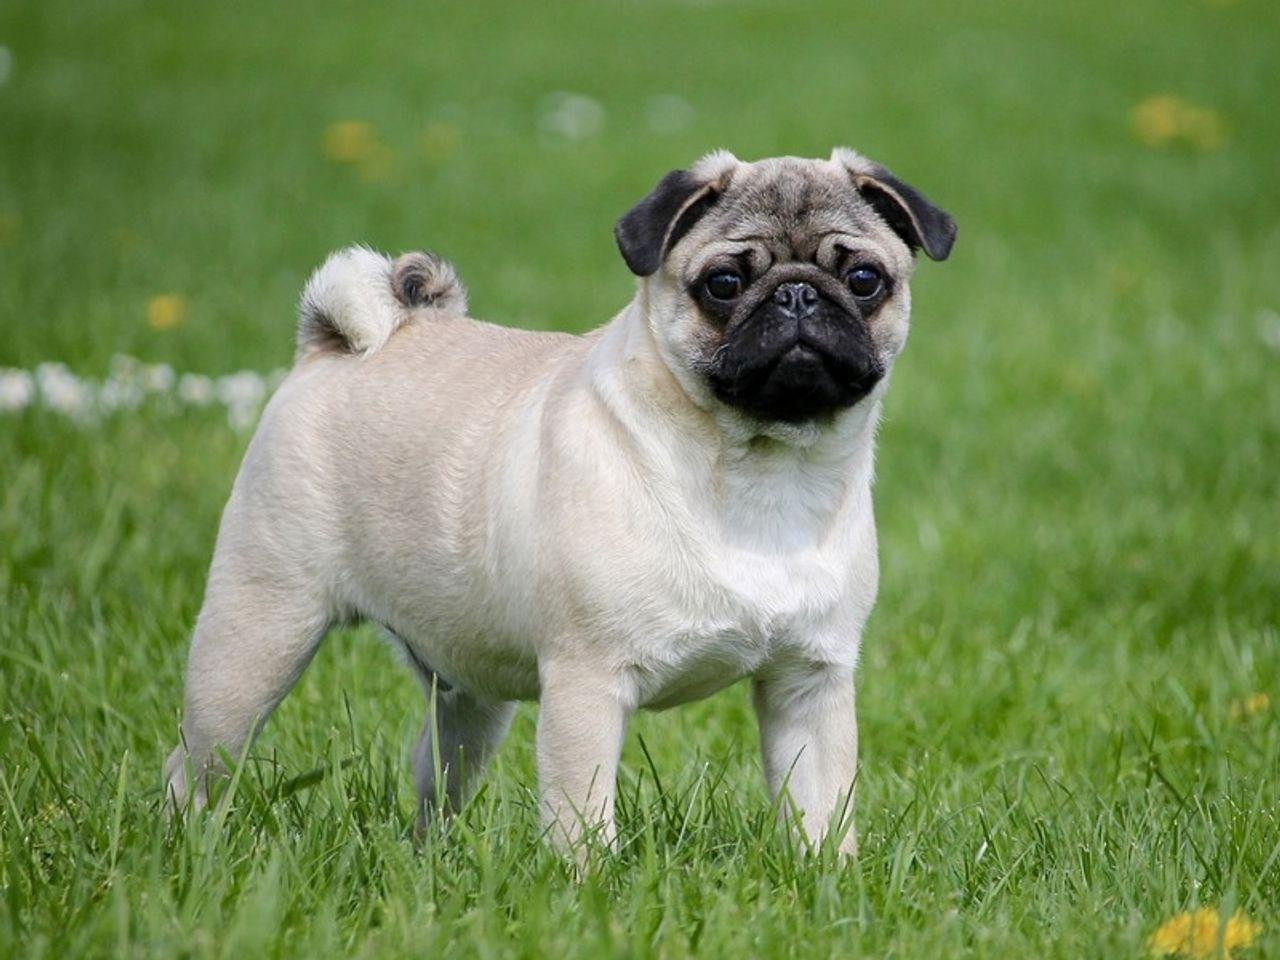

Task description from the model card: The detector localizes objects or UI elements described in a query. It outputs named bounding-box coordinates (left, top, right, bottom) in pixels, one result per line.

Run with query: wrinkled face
left=616, top=150, right=955, bottom=427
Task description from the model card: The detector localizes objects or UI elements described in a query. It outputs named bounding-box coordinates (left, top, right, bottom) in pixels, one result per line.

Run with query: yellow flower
left=1132, top=96, right=1181, bottom=146
left=1149, top=908, right=1261, bottom=958
left=324, top=121, right=378, bottom=163
left=146, top=294, right=188, bottom=331
left=1230, top=692, right=1271, bottom=721
left=1131, top=96, right=1227, bottom=152
left=324, top=121, right=396, bottom=180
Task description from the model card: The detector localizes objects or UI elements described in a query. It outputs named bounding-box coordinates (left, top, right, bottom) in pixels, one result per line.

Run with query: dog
left=164, top=147, right=955, bottom=855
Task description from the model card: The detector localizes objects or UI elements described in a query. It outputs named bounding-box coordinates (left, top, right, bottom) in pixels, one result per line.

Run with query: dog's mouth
left=707, top=317, right=884, bottom=423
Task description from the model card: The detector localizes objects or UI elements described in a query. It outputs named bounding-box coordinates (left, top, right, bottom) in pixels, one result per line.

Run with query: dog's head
left=616, top=149, right=955, bottom=426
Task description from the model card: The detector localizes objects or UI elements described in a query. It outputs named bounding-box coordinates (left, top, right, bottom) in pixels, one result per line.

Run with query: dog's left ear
left=833, top=148, right=957, bottom=261
left=615, top=152, right=736, bottom=276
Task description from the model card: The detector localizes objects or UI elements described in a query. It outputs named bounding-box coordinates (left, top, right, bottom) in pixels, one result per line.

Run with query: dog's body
left=165, top=149, right=955, bottom=854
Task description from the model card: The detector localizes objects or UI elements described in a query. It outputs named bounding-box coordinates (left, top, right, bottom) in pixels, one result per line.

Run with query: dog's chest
left=637, top=560, right=842, bottom=705
left=622, top=474, right=873, bottom=709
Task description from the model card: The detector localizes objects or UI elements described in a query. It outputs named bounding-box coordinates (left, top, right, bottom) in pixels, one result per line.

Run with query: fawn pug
left=164, top=147, right=956, bottom=855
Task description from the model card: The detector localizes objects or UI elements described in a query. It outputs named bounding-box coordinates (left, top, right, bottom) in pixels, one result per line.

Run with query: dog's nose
left=772, top=282, right=820, bottom=319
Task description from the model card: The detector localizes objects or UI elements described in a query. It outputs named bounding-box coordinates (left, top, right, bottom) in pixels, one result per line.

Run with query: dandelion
left=1148, top=908, right=1261, bottom=958
left=324, top=121, right=378, bottom=163
left=1132, top=96, right=1180, bottom=146
left=1131, top=96, right=1227, bottom=152
left=1230, top=692, right=1271, bottom=721
left=324, top=121, right=395, bottom=180
left=147, top=294, right=188, bottom=331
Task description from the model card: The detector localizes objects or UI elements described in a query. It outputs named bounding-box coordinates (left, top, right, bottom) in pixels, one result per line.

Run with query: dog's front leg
left=753, top=663, right=859, bottom=856
left=536, top=659, right=628, bottom=853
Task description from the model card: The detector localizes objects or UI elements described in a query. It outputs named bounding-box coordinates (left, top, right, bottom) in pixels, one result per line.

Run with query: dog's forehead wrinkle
left=706, top=167, right=866, bottom=264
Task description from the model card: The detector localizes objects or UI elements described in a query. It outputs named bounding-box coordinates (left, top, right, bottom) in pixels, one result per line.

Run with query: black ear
left=853, top=164, right=957, bottom=262
left=614, top=169, right=720, bottom=276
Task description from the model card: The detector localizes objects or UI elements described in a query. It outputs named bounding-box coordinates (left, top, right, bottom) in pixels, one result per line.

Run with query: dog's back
left=254, top=256, right=593, bottom=681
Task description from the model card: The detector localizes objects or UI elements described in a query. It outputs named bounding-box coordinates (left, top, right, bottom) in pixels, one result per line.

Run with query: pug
left=163, top=148, right=955, bottom=855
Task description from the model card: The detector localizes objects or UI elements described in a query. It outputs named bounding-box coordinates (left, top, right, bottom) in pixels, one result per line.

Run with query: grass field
left=2, top=0, right=1279, bottom=957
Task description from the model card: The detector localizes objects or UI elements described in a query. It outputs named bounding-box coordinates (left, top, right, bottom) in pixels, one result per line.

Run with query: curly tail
left=296, top=246, right=468, bottom=358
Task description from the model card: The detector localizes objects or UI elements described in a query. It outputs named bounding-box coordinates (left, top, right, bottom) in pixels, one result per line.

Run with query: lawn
left=2, top=0, right=1279, bottom=957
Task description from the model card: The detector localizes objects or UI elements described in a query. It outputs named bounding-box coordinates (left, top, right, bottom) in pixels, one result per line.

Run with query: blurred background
left=1, top=1, right=1277, bottom=956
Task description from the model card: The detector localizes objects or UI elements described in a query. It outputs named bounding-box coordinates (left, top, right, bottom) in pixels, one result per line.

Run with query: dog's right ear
left=614, top=153, right=735, bottom=276
left=831, top=147, right=956, bottom=262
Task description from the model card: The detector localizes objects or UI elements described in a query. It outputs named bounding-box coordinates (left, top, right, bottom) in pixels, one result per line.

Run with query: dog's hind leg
left=399, top=644, right=515, bottom=830
left=163, top=553, right=331, bottom=812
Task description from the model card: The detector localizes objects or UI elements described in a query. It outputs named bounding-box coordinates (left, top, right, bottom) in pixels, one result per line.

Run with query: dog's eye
left=846, top=266, right=884, bottom=299
left=705, top=271, right=744, bottom=301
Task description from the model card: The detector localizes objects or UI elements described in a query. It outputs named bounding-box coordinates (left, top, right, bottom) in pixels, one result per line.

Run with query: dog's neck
left=584, top=293, right=882, bottom=547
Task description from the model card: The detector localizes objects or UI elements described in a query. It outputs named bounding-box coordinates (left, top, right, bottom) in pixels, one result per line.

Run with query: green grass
left=2, top=0, right=1279, bottom=956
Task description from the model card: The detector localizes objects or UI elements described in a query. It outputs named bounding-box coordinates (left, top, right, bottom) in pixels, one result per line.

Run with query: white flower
left=36, top=363, right=93, bottom=419
left=1, top=356, right=285, bottom=431
left=0, top=368, right=35, bottom=411
left=98, top=376, right=144, bottom=412
left=100, top=355, right=146, bottom=411
left=216, top=370, right=266, bottom=408
left=109, top=354, right=142, bottom=380
left=178, top=373, right=215, bottom=406
left=146, top=363, right=175, bottom=392
left=217, top=371, right=268, bottom=432
left=226, top=402, right=259, bottom=432
left=539, top=92, right=606, bottom=142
